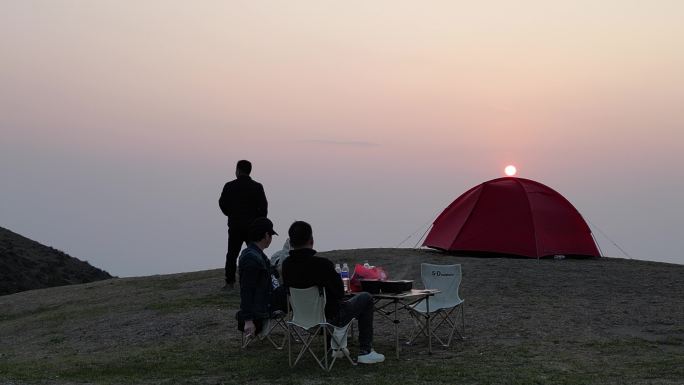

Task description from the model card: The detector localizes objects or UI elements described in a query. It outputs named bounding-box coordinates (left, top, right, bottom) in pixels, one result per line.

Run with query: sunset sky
left=2, top=1, right=683, bottom=276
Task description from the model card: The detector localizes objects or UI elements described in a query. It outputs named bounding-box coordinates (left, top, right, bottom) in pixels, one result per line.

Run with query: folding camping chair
left=408, top=263, right=466, bottom=347
left=240, top=309, right=289, bottom=350
left=287, top=286, right=356, bottom=371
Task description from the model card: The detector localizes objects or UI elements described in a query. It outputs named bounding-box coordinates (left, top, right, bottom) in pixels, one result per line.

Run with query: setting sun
left=505, top=165, right=517, bottom=176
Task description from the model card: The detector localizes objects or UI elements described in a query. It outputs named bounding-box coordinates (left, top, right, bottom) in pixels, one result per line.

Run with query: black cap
left=249, top=217, right=278, bottom=238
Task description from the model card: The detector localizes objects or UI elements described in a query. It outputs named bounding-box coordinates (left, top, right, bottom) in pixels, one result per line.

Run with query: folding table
left=371, top=289, right=440, bottom=359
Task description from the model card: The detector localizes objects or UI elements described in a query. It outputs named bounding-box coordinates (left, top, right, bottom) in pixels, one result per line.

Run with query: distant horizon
left=2, top=213, right=680, bottom=280
left=2, top=1, right=683, bottom=276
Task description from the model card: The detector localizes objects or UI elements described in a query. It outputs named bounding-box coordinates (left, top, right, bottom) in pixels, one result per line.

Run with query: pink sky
left=1, top=1, right=683, bottom=275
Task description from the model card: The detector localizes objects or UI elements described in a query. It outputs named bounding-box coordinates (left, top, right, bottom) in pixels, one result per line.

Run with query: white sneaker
left=332, top=348, right=350, bottom=358
left=357, top=350, right=385, bottom=364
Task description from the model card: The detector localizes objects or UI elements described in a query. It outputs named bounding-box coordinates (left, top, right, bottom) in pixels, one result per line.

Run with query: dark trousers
left=225, top=226, right=248, bottom=284
left=334, top=292, right=374, bottom=353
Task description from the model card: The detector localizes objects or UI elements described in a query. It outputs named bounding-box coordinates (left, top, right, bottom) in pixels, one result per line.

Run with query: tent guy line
left=584, top=218, right=634, bottom=260
left=395, top=215, right=438, bottom=248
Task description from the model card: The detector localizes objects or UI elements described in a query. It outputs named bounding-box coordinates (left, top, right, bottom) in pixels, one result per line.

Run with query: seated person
left=236, top=217, right=286, bottom=338
left=269, top=238, right=291, bottom=285
left=282, top=221, right=385, bottom=364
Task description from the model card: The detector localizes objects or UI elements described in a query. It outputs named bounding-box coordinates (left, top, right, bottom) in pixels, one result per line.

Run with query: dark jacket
left=218, top=175, right=268, bottom=228
left=282, top=248, right=344, bottom=320
left=237, top=243, right=274, bottom=321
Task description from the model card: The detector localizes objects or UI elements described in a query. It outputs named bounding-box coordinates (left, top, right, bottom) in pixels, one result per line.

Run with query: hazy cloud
left=299, top=139, right=381, bottom=147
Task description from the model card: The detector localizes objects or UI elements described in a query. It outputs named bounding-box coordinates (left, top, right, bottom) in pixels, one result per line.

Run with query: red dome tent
left=423, top=177, right=600, bottom=258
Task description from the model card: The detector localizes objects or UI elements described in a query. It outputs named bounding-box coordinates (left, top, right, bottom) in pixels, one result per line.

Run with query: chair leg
left=323, top=326, right=329, bottom=371
left=293, top=329, right=311, bottom=367
left=242, top=318, right=287, bottom=350
left=287, top=324, right=293, bottom=367
left=444, top=312, right=458, bottom=346
left=408, top=305, right=466, bottom=348
left=292, top=327, right=318, bottom=368
left=266, top=319, right=288, bottom=350
left=308, top=331, right=324, bottom=369
left=406, top=310, right=429, bottom=345
left=461, top=303, right=466, bottom=339
left=441, top=306, right=465, bottom=344
left=288, top=323, right=356, bottom=371
left=431, top=311, right=451, bottom=346
left=333, top=324, right=357, bottom=366
left=327, top=326, right=337, bottom=370
left=267, top=334, right=286, bottom=350
left=297, top=327, right=328, bottom=371
left=327, top=324, right=356, bottom=368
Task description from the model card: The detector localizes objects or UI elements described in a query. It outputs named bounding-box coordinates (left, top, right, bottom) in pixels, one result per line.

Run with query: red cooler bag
left=350, top=264, right=388, bottom=292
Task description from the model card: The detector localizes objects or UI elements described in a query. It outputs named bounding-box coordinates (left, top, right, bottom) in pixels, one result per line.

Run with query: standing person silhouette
left=219, top=160, right=268, bottom=290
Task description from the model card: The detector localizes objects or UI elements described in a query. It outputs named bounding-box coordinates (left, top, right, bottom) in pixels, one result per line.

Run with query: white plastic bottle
left=341, top=263, right=350, bottom=293
left=335, top=263, right=341, bottom=274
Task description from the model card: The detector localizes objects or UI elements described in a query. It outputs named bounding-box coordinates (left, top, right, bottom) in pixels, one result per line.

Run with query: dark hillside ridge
left=0, top=226, right=112, bottom=296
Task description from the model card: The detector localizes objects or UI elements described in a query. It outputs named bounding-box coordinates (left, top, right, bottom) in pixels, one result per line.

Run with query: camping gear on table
left=361, top=279, right=413, bottom=294
left=349, top=263, right=388, bottom=292
left=423, top=177, right=601, bottom=258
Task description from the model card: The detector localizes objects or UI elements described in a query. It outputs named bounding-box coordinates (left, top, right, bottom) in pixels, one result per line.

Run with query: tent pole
left=591, top=232, right=605, bottom=257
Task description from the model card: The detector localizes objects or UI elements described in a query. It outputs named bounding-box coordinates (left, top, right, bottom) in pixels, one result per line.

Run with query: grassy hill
left=0, top=248, right=682, bottom=385
left=0, top=227, right=112, bottom=296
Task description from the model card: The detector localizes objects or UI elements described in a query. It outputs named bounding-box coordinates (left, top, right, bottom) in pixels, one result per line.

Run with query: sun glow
left=505, top=165, right=517, bottom=177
